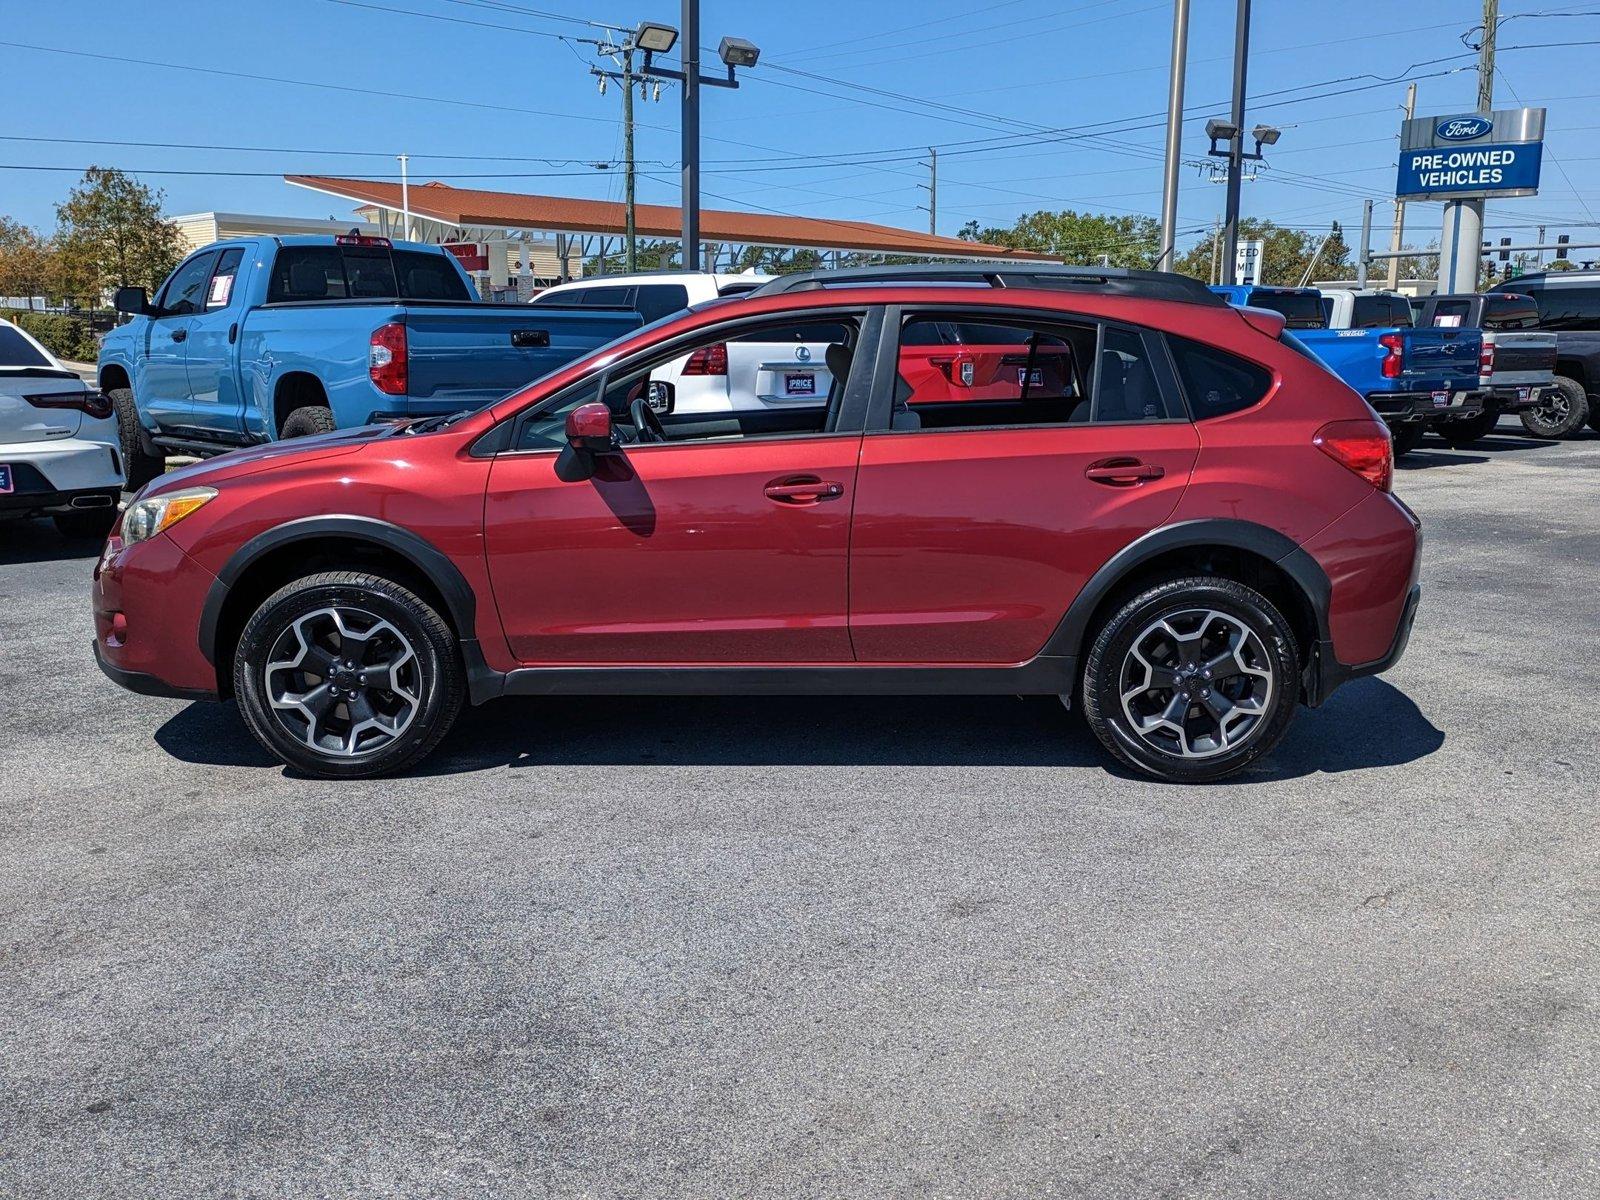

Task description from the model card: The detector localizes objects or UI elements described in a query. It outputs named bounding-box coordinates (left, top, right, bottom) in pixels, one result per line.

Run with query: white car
left=0, top=319, right=124, bottom=538
left=532, top=272, right=843, bottom=415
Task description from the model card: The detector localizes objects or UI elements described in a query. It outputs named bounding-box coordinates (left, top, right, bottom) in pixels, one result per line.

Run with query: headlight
left=120, top=486, right=218, bottom=545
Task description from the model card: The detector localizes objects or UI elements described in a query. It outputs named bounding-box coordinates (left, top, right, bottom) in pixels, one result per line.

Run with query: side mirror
left=113, top=286, right=152, bottom=316
left=564, top=401, right=615, bottom=452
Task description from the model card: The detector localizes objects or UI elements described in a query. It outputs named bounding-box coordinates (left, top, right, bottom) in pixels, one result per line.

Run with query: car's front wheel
left=1080, top=577, right=1300, bottom=783
left=232, top=571, right=464, bottom=778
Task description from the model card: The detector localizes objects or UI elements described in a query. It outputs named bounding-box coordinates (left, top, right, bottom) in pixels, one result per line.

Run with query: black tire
left=109, top=385, right=165, bottom=491
left=1080, top=577, right=1300, bottom=783
left=1520, top=376, right=1589, bottom=439
left=53, top=508, right=117, bottom=540
left=1390, top=423, right=1425, bottom=457
left=1436, top=406, right=1500, bottom=448
left=232, top=571, right=464, bottom=778
left=280, top=404, right=336, bottom=439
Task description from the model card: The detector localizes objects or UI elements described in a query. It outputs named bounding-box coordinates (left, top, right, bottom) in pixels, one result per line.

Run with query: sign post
left=1233, top=239, right=1264, bottom=286
left=1397, top=108, right=1544, bottom=293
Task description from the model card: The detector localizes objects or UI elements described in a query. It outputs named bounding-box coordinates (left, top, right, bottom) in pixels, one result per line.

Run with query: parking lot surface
left=2, top=427, right=1596, bottom=1198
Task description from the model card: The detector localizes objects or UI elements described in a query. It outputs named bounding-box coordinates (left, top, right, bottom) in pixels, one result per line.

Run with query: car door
left=482, top=308, right=876, bottom=665
left=848, top=308, right=1200, bottom=664
left=138, top=249, right=216, bottom=434
left=179, top=246, right=249, bottom=440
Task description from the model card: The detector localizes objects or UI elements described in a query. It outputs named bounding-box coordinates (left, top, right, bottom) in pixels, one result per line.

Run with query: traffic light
left=1498, top=237, right=1512, bottom=262
left=1557, top=234, right=1570, bottom=260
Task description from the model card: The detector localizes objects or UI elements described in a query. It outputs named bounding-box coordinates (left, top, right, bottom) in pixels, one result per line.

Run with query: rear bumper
left=1306, top=584, right=1420, bottom=706
left=1488, top=383, right=1557, bottom=412
left=1369, top=389, right=1487, bottom=425
left=0, top=436, right=124, bottom=515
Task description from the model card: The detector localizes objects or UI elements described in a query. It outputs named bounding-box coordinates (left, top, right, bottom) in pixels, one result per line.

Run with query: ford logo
left=1436, top=115, right=1492, bottom=142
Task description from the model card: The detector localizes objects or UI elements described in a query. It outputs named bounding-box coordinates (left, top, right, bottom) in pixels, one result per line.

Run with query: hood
left=144, top=424, right=392, bottom=495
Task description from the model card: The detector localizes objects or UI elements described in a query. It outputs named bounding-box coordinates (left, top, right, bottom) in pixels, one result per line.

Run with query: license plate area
left=784, top=372, right=816, bottom=396
left=1018, top=367, right=1044, bottom=387
left=1431, top=390, right=1451, bottom=408
left=0, top=464, right=12, bottom=494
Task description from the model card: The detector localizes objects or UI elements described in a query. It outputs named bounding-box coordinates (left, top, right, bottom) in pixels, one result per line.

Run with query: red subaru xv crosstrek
left=92, top=266, right=1420, bottom=783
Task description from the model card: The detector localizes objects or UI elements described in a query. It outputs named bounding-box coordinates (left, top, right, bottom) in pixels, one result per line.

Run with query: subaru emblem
left=1436, top=115, right=1492, bottom=142
left=795, top=345, right=811, bottom=362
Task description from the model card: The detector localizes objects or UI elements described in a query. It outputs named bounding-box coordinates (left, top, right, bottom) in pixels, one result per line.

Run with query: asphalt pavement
left=1, top=424, right=1596, bottom=1198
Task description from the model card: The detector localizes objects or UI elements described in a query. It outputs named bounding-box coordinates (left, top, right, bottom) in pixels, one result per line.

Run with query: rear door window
left=1167, top=337, right=1273, bottom=419
left=631, top=284, right=691, bottom=323
left=0, top=323, right=50, bottom=367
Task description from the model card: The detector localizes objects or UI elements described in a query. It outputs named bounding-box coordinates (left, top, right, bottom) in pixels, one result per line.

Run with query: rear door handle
left=1085, top=458, right=1164, bottom=485
left=764, top=475, right=844, bottom=505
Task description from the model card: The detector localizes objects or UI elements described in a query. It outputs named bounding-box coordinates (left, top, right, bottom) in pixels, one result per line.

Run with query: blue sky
left=3, top=0, right=1598, bottom=256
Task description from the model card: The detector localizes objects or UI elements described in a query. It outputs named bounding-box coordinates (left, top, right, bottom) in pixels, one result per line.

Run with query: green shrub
left=0, top=308, right=100, bottom=363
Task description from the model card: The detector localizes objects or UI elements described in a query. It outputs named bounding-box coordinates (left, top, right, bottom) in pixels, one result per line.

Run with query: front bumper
left=94, top=638, right=217, bottom=701
left=92, top=532, right=222, bottom=699
left=1369, top=389, right=1487, bottom=426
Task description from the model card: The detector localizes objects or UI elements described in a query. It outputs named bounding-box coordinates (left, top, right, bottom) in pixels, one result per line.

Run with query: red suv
left=92, top=266, right=1420, bottom=783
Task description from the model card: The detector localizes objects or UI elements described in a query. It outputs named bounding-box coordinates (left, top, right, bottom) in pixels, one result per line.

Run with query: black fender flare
left=1040, top=518, right=1332, bottom=660
left=197, top=515, right=478, bottom=667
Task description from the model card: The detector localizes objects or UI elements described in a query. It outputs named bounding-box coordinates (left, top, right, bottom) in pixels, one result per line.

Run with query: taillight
left=1377, top=332, right=1404, bottom=379
left=1313, top=419, right=1393, bottom=492
left=24, top=389, right=113, bottom=420
left=369, top=322, right=408, bottom=395
left=1479, top=340, right=1495, bottom=376
left=681, top=342, right=728, bottom=376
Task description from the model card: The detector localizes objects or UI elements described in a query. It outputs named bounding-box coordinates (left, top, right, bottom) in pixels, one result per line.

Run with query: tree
left=958, top=209, right=1162, bottom=268
left=0, top=217, right=56, bottom=307
left=53, top=167, right=181, bottom=298
left=1174, top=218, right=1354, bottom=287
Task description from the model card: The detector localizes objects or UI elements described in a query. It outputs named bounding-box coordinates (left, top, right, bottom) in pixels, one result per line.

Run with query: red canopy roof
left=285, top=175, right=1049, bottom=260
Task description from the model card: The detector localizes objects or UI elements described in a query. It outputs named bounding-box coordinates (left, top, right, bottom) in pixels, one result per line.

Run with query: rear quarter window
left=0, top=323, right=51, bottom=367
left=1168, top=336, right=1273, bottom=419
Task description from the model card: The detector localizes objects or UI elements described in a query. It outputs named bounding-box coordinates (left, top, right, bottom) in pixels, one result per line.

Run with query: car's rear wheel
left=1080, top=577, right=1299, bottom=783
left=109, top=386, right=165, bottom=490
left=280, top=405, right=337, bottom=439
left=1390, top=423, right=1425, bottom=456
left=232, top=571, right=464, bottom=778
left=1520, top=376, right=1589, bottom=439
left=1437, top=406, right=1499, bottom=448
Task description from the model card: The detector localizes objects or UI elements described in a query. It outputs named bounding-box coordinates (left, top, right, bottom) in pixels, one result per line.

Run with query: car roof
left=541, top=271, right=771, bottom=290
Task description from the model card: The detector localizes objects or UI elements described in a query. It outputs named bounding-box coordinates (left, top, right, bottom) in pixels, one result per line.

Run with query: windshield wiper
left=400, top=410, right=471, bottom=434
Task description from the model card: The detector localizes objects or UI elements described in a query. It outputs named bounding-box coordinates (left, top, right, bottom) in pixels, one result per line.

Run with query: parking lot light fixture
left=717, top=36, right=760, bottom=70
left=1252, top=124, right=1281, bottom=148
left=635, top=20, right=679, bottom=54
left=1205, top=118, right=1238, bottom=148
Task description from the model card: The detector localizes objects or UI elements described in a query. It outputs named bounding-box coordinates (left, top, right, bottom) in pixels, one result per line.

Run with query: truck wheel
left=1520, top=376, right=1589, bottom=439
left=1391, top=424, right=1425, bottom=456
left=280, top=405, right=337, bottom=439
left=1437, top=407, right=1499, bottom=448
left=232, top=571, right=465, bottom=778
left=109, top=386, right=165, bottom=491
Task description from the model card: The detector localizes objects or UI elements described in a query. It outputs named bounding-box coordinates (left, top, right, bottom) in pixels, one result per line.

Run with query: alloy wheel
left=262, top=606, right=421, bottom=758
left=1118, top=608, right=1275, bottom=760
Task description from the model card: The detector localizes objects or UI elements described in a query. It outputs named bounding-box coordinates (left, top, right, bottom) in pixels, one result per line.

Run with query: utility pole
left=1220, top=0, right=1251, bottom=284
left=1386, top=81, right=1416, bottom=290
left=923, top=148, right=937, bottom=235
left=1210, top=217, right=1222, bottom=284
left=1158, top=0, right=1191, bottom=271
left=621, top=43, right=637, bottom=272
left=1441, top=0, right=1498, bottom=293
left=397, top=154, right=410, bottom=240
left=1537, top=224, right=1546, bottom=267
left=1357, top=198, right=1374, bottom=287
left=680, top=0, right=700, bottom=271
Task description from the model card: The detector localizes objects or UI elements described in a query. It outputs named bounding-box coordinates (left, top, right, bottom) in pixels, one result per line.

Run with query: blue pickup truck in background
left=99, top=234, right=641, bottom=487
left=1211, top=284, right=1485, bottom=455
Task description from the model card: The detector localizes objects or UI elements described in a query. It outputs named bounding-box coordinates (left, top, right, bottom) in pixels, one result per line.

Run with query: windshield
left=1249, top=290, right=1325, bottom=329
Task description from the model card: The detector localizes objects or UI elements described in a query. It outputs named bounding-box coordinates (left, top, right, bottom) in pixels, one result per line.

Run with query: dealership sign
left=1396, top=107, right=1545, bottom=201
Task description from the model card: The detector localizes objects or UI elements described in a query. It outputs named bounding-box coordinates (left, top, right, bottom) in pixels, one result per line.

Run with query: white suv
left=532, top=272, right=842, bottom=414
left=0, top=319, right=124, bottom=538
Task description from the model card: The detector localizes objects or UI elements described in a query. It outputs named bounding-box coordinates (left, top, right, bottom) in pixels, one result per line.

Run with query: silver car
left=0, top=319, right=124, bottom=538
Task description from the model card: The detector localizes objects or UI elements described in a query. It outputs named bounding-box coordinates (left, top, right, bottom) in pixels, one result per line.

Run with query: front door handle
left=764, top=475, right=844, bottom=505
left=1085, top=458, right=1164, bottom=486
left=169, top=328, right=188, bottom=343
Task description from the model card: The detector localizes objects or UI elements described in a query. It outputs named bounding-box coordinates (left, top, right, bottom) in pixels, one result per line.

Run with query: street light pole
left=680, top=0, right=701, bottom=271
left=1157, top=0, right=1191, bottom=271
left=1220, top=0, right=1251, bottom=285
left=622, top=43, right=637, bottom=272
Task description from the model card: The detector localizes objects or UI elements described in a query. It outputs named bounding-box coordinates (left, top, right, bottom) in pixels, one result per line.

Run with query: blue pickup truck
left=1211, top=284, right=1485, bottom=455
left=99, top=234, right=640, bottom=487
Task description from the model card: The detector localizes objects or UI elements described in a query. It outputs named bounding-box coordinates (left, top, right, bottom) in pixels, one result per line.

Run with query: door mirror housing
left=565, top=401, right=615, bottom=452
left=113, top=286, right=154, bottom=316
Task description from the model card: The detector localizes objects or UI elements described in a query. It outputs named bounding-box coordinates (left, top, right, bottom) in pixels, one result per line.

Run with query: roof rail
left=748, top=263, right=1225, bottom=306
